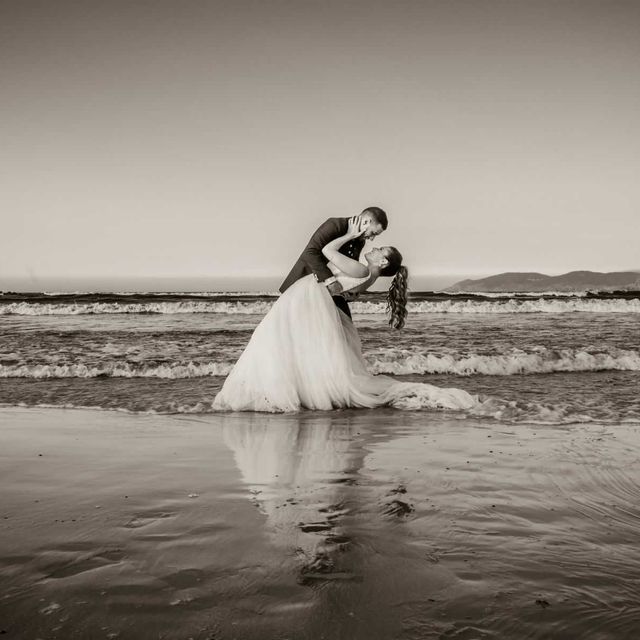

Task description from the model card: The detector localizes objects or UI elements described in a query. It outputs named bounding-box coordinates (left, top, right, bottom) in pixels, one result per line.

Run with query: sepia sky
left=2, top=0, right=640, bottom=288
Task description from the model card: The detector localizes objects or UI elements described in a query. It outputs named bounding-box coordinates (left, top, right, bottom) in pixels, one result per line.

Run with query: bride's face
left=365, top=247, right=390, bottom=270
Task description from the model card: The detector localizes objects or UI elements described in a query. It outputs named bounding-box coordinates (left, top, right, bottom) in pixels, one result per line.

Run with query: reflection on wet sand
left=222, top=412, right=379, bottom=585
left=220, top=410, right=459, bottom=639
left=4, top=408, right=640, bottom=639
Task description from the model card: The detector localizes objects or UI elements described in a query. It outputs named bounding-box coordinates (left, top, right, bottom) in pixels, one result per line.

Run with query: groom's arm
left=300, top=218, right=346, bottom=284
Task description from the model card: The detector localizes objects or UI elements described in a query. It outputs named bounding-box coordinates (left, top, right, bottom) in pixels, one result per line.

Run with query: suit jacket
left=279, top=217, right=366, bottom=294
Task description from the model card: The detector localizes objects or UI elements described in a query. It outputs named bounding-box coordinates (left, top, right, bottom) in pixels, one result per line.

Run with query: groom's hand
left=327, top=281, right=343, bottom=296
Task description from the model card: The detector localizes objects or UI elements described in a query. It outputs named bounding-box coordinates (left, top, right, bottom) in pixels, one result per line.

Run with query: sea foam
left=5, top=395, right=637, bottom=426
left=2, top=298, right=640, bottom=315
left=365, top=346, right=640, bottom=376
left=2, top=346, right=639, bottom=378
left=0, top=361, right=233, bottom=379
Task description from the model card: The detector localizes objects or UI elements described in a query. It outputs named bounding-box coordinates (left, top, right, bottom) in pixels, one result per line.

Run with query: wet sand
left=1, top=407, right=640, bottom=639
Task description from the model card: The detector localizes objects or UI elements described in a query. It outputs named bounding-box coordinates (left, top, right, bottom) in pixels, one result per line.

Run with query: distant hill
left=446, top=270, right=640, bottom=293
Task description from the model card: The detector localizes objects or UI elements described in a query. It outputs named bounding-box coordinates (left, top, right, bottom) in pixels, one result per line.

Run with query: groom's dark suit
left=279, top=217, right=365, bottom=319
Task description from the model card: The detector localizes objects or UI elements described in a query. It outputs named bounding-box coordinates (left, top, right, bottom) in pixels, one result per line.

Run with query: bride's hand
left=347, top=217, right=366, bottom=239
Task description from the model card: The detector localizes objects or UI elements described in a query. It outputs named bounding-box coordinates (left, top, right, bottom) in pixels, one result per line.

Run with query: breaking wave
left=0, top=301, right=276, bottom=315
left=365, top=346, right=640, bottom=376
left=2, top=297, right=640, bottom=315
left=0, top=361, right=233, bottom=379
left=365, top=298, right=640, bottom=314
left=3, top=346, right=639, bottom=379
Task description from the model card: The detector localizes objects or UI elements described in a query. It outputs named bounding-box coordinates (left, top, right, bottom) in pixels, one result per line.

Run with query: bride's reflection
left=221, top=411, right=373, bottom=584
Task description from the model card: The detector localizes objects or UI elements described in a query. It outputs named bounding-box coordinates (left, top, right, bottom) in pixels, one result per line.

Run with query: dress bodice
left=328, top=262, right=371, bottom=295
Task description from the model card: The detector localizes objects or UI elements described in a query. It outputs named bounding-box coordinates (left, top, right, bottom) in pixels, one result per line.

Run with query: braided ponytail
left=386, top=265, right=408, bottom=329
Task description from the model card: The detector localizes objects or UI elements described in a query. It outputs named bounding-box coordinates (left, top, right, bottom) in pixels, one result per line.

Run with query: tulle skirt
left=212, top=275, right=475, bottom=412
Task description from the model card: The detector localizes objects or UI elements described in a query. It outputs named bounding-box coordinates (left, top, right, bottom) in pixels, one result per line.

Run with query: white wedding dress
left=212, top=265, right=476, bottom=413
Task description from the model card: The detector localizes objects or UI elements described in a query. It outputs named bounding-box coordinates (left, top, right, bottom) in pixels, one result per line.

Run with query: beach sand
left=1, top=407, right=639, bottom=639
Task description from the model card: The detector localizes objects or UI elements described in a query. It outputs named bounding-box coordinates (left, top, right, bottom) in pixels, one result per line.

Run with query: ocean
left=3, top=288, right=640, bottom=638
left=2, top=289, right=639, bottom=423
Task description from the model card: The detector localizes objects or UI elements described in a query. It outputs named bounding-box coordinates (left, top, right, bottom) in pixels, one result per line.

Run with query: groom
left=279, top=206, right=388, bottom=318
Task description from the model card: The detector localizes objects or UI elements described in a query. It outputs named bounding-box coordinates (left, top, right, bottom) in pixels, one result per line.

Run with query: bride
left=213, top=219, right=475, bottom=412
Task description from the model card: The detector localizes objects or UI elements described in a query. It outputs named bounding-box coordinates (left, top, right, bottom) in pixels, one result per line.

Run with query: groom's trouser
left=332, top=295, right=352, bottom=320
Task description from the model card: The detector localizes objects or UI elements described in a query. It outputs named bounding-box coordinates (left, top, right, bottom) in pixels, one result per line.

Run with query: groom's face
left=361, top=214, right=384, bottom=240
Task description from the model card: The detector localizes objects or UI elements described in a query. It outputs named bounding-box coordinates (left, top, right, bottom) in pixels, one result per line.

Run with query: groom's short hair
left=361, top=206, right=388, bottom=230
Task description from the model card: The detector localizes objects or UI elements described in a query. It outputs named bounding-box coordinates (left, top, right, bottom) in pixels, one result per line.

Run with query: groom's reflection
left=221, top=411, right=379, bottom=585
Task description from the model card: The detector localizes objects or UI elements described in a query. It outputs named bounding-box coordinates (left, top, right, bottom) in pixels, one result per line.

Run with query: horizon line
left=3, top=267, right=640, bottom=280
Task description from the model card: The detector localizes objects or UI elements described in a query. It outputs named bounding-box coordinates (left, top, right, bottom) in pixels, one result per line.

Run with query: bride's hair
left=380, top=247, right=408, bottom=330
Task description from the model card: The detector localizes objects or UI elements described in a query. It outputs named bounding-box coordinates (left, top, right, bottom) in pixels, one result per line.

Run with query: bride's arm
left=321, top=219, right=369, bottom=278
